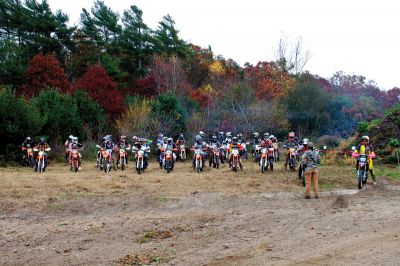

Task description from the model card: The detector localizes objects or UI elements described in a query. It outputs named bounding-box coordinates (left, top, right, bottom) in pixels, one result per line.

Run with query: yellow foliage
left=199, top=84, right=215, bottom=95
left=115, top=99, right=151, bottom=135
left=209, top=60, right=226, bottom=75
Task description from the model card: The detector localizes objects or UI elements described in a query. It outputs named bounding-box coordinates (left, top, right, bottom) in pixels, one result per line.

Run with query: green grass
left=376, top=167, right=400, bottom=181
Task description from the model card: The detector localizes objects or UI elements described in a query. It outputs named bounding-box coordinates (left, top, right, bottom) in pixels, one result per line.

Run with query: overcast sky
left=47, top=0, right=400, bottom=90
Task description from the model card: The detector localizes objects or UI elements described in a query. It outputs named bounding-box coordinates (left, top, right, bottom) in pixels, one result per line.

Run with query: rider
left=176, top=133, right=186, bottom=159
left=260, top=133, right=272, bottom=148
left=218, top=131, right=225, bottom=144
left=115, top=135, right=131, bottom=165
left=70, top=136, right=84, bottom=169
left=298, top=138, right=309, bottom=178
left=156, top=133, right=164, bottom=162
left=228, top=136, right=243, bottom=167
left=33, top=137, right=51, bottom=172
left=283, top=132, right=299, bottom=169
left=64, top=135, right=74, bottom=162
left=22, top=136, right=34, bottom=160
left=354, top=135, right=377, bottom=185
left=132, top=136, right=151, bottom=169
left=193, top=135, right=208, bottom=167
left=199, top=131, right=207, bottom=143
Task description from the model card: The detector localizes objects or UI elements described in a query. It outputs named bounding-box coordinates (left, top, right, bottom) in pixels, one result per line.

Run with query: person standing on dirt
left=354, top=136, right=377, bottom=185
left=302, top=142, right=321, bottom=199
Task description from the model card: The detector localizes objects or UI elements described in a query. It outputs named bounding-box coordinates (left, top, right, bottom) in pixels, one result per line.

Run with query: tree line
left=1, top=0, right=399, bottom=159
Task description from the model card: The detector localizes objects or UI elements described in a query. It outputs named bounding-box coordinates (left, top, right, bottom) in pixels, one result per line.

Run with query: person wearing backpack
left=302, top=142, right=321, bottom=199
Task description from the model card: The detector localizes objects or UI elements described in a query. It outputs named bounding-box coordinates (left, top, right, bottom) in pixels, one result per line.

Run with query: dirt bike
left=96, top=145, right=105, bottom=171
left=33, top=148, right=50, bottom=173
left=103, top=149, right=115, bottom=173
left=287, top=147, right=297, bottom=171
left=69, top=147, right=82, bottom=172
left=260, top=147, right=268, bottom=173
left=117, top=148, right=127, bottom=171
left=273, top=142, right=280, bottom=161
left=267, top=147, right=274, bottom=171
left=135, top=149, right=145, bottom=174
left=163, top=149, right=175, bottom=173
left=178, top=144, right=187, bottom=162
left=194, top=148, right=203, bottom=173
left=209, top=145, right=220, bottom=169
left=22, top=146, right=35, bottom=167
left=231, top=147, right=242, bottom=172
left=352, top=153, right=374, bottom=189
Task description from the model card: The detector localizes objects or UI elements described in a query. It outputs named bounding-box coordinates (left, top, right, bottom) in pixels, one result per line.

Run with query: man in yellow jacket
left=354, top=136, right=377, bottom=185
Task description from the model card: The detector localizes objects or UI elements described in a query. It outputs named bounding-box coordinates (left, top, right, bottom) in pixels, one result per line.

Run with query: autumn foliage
left=21, top=53, right=69, bottom=97
left=72, top=66, right=124, bottom=116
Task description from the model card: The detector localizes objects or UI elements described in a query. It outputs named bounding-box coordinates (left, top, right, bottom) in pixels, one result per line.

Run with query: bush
left=317, top=135, right=340, bottom=149
left=0, top=89, right=44, bottom=159
left=32, top=89, right=83, bottom=144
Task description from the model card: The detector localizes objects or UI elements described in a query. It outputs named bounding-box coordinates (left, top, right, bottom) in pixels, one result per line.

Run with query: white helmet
left=69, top=135, right=73, bottom=140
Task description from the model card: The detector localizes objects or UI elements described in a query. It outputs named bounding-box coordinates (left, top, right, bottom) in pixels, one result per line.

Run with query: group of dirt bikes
left=21, top=137, right=375, bottom=191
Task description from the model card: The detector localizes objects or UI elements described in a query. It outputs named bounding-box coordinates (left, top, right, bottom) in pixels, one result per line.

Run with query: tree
left=120, top=5, right=153, bottom=79
left=153, top=15, right=192, bottom=58
left=20, top=53, right=69, bottom=97
left=32, top=89, right=82, bottom=143
left=283, top=73, right=330, bottom=135
left=276, top=35, right=310, bottom=75
left=72, top=90, right=108, bottom=140
left=0, top=89, right=43, bottom=157
left=72, top=65, right=124, bottom=116
left=150, top=92, right=186, bottom=137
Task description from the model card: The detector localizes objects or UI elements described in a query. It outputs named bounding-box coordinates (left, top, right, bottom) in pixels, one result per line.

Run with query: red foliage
left=189, top=89, right=210, bottom=109
left=21, top=53, right=69, bottom=97
left=384, top=87, right=400, bottom=108
left=218, top=119, right=236, bottom=133
left=244, top=62, right=293, bottom=100
left=134, top=73, right=165, bottom=97
left=72, top=65, right=125, bottom=116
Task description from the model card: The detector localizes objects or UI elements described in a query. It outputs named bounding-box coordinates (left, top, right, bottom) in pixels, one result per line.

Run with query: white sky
left=47, top=0, right=400, bottom=90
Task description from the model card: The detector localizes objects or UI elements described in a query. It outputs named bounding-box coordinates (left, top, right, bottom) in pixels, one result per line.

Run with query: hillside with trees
left=1, top=0, right=399, bottom=159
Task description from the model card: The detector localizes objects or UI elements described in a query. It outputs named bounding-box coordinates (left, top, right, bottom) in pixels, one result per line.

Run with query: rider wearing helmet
left=22, top=136, right=34, bottom=162
left=33, top=137, right=51, bottom=172
left=228, top=136, right=244, bottom=167
left=224, top=132, right=233, bottom=146
left=116, top=135, right=131, bottom=166
left=218, top=132, right=225, bottom=144
left=70, top=136, right=84, bottom=169
left=354, top=135, right=377, bottom=184
left=64, top=135, right=74, bottom=161
left=261, top=133, right=272, bottom=148
left=283, top=132, right=299, bottom=169
left=193, top=134, right=208, bottom=167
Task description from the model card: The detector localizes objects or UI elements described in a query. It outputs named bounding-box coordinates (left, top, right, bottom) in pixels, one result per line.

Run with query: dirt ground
left=1, top=160, right=400, bottom=265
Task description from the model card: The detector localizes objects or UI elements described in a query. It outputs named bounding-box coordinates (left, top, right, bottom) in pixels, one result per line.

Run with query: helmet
left=226, top=132, right=232, bottom=138
left=253, top=132, right=259, bottom=138
left=26, top=137, right=31, bottom=141
left=167, top=137, right=173, bottom=144
left=158, top=133, right=163, bottom=138
left=269, top=135, right=275, bottom=140
left=195, top=135, right=201, bottom=141
left=211, top=135, right=217, bottom=141
left=362, top=135, right=370, bottom=141
left=132, top=136, right=137, bottom=142
left=232, top=136, right=238, bottom=144
left=179, top=133, right=184, bottom=139
left=68, top=135, right=73, bottom=140
left=219, top=131, right=224, bottom=136
left=288, top=132, right=295, bottom=138
left=163, top=137, right=168, bottom=143
left=308, top=142, right=314, bottom=149
left=237, top=133, right=243, bottom=138
left=40, top=137, right=45, bottom=144
left=302, top=138, right=309, bottom=145
left=199, top=131, right=205, bottom=138
left=264, top=133, right=270, bottom=140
